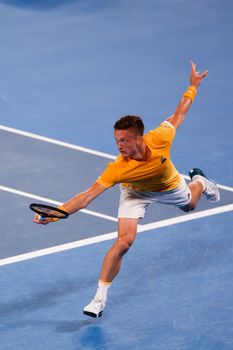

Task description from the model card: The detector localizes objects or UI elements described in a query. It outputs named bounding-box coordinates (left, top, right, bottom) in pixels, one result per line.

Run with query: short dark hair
left=114, top=115, right=144, bottom=136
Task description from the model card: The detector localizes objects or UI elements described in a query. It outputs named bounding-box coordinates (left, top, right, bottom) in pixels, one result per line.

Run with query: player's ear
left=137, top=135, right=143, bottom=143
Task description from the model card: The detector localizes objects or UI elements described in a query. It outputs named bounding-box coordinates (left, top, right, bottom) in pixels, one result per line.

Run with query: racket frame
left=29, top=203, right=69, bottom=219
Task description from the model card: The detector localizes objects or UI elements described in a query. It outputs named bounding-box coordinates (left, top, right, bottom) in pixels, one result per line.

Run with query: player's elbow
left=80, top=190, right=97, bottom=208
left=172, top=114, right=185, bottom=129
left=81, top=194, right=93, bottom=208
left=81, top=183, right=106, bottom=208
left=166, top=113, right=185, bottom=129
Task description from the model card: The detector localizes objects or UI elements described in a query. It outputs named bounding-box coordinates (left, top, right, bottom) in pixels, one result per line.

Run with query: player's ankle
left=94, top=279, right=112, bottom=302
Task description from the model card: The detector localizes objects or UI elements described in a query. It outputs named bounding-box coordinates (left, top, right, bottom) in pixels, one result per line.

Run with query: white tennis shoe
left=189, top=168, right=220, bottom=203
left=83, top=298, right=105, bottom=318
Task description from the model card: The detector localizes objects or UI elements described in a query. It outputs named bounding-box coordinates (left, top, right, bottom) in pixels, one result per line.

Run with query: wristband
left=183, top=85, right=197, bottom=102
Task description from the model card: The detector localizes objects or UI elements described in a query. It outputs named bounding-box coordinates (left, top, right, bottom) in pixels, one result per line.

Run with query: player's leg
left=184, top=180, right=204, bottom=211
left=189, top=168, right=220, bottom=202
left=83, top=217, right=139, bottom=318
left=100, top=217, right=138, bottom=282
left=181, top=168, right=220, bottom=212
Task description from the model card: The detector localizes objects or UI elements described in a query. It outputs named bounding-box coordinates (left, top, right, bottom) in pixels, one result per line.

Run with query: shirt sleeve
left=96, top=161, right=118, bottom=188
left=147, top=120, right=176, bottom=145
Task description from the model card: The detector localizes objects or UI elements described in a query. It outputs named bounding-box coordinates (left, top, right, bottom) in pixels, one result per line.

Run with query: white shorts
left=118, top=177, right=191, bottom=219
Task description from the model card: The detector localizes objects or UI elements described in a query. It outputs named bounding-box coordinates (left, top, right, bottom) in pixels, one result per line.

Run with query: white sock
left=94, top=279, right=111, bottom=302
left=192, top=175, right=206, bottom=192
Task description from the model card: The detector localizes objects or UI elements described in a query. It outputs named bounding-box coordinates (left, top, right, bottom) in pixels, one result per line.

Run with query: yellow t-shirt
left=97, top=121, right=181, bottom=192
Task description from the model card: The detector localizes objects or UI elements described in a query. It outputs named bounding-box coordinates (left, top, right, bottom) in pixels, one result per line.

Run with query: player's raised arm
left=166, top=61, right=208, bottom=129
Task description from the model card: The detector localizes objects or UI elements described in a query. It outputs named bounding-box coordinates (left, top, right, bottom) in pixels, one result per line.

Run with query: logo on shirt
left=161, top=157, right=167, bottom=164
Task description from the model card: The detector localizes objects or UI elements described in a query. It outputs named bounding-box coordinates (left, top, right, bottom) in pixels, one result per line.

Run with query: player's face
left=114, top=129, right=142, bottom=158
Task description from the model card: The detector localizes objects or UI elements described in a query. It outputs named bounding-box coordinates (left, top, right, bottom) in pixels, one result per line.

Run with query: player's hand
left=190, top=61, right=208, bottom=88
left=33, top=214, right=58, bottom=225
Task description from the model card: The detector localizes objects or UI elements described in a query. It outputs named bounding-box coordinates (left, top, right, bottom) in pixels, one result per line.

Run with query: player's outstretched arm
left=34, top=182, right=107, bottom=224
left=166, top=61, right=208, bottom=129
left=63, top=182, right=107, bottom=214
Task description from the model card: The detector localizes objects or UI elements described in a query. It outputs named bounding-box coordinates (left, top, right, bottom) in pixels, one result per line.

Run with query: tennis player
left=34, top=61, right=220, bottom=318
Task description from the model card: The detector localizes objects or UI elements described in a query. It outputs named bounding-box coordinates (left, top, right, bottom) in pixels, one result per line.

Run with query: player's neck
left=131, top=142, right=150, bottom=161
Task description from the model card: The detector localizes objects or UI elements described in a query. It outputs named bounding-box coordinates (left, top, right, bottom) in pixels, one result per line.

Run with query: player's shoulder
left=145, top=120, right=176, bottom=143
left=149, top=120, right=175, bottom=133
left=113, top=154, right=130, bottom=167
left=107, top=155, right=127, bottom=169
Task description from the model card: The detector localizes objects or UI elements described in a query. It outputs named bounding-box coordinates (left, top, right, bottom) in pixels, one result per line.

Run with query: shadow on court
left=0, top=0, right=77, bottom=10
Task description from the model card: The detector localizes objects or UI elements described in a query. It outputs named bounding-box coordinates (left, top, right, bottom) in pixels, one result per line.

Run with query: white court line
left=0, top=203, right=232, bottom=267
left=0, top=185, right=118, bottom=223
left=182, top=174, right=233, bottom=192
left=0, top=124, right=116, bottom=160
left=1, top=123, right=232, bottom=192
left=0, top=124, right=233, bottom=266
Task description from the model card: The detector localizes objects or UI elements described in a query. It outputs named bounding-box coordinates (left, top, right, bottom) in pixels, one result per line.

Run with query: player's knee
left=116, top=236, right=134, bottom=256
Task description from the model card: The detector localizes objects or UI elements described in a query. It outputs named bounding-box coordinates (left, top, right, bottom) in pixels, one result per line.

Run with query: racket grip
left=51, top=205, right=68, bottom=222
left=38, top=215, right=58, bottom=223
left=38, top=215, right=45, bottom=221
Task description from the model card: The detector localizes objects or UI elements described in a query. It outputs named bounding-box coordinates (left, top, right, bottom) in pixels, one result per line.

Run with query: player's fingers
left=37, top=220, right=48, bottom=225
left=190, top=60, right=196, bottom=71
left=201, top=70, right=208, bottom=77
left=197, top=70, right=208, bottom=80
left=34, top=214, right=49, bottom=225
left=33, top=214, right=39, bottom=223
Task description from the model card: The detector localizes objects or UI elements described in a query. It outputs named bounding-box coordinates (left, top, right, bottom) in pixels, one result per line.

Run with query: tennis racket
left=29, top=203, right=69, bottom=220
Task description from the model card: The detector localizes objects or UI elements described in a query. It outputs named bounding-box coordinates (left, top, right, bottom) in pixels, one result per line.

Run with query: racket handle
left=38, top=215, right=59, bottom=222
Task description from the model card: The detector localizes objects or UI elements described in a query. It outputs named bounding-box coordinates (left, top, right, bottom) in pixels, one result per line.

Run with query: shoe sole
left=83, top=310, right=103, bottom=318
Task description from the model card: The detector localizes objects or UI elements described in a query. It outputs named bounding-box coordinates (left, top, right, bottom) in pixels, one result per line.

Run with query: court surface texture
left=0, top=1, right=233, bottom=349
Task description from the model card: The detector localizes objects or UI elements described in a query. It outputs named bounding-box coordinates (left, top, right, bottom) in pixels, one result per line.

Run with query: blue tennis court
left=0, top=1, right=233, bottom=349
